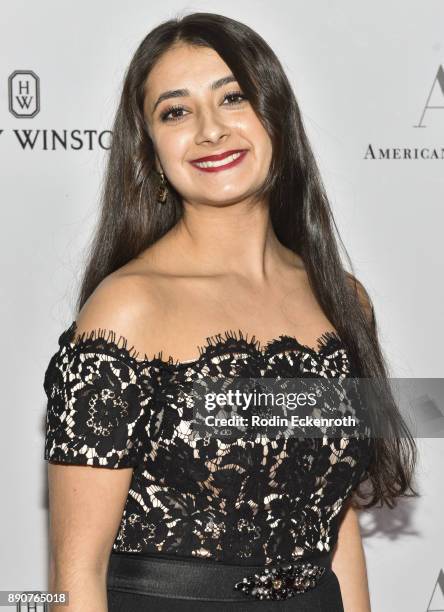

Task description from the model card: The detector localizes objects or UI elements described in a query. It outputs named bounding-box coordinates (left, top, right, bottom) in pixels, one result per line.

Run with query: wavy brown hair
left=76, top=12, right=418, bottom=510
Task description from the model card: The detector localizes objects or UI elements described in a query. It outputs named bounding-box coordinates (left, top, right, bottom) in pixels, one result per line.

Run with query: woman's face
left=143, top=43, right=272, bottom=206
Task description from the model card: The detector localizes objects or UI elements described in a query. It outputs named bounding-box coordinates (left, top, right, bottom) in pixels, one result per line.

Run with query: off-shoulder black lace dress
left=43, top=322, right=373, bottom=610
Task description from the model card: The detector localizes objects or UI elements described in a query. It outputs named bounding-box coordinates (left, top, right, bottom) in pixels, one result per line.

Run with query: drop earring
left=157, top=170, right=168, bottom=204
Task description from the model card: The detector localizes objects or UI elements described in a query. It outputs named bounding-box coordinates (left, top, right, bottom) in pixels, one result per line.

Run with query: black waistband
left=106, top=551, right=333, bottom=603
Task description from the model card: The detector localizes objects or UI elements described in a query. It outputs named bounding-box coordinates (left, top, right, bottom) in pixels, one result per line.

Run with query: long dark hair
left=76, top=12, right=417, bottom=510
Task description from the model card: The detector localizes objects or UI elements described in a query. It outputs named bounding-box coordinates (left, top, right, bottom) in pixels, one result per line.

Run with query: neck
left=165, top=197, right=296, bottom=282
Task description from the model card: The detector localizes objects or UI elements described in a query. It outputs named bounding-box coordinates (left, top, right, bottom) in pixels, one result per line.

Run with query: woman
left=44, top=12, right=418, bottom=612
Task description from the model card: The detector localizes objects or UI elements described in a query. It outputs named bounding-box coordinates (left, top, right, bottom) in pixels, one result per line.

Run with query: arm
left=46, top=275, right=156, bottom=611
left=332, top=273, right=374, bottom=610
left=48, top=464, right=133, bottom=611
left=345, top=272, right=376, bottom=332
left=331, top=500, right=371, bottom=612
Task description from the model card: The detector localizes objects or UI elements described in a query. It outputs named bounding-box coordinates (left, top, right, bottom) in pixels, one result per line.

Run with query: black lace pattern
left=44, top=322, right=373, bottom=566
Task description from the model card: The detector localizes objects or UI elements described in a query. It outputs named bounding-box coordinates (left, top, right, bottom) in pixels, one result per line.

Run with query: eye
left=160, top=104, right=187, bottom=123
left=222, top=90, right=247, bottom=105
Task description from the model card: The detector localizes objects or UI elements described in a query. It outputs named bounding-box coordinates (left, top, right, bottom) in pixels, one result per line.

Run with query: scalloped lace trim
left=59, top=320, right=345, bottom=369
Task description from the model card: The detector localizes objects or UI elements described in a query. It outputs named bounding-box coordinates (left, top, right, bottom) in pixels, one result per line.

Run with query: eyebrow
left=151, top=74, right=238, bottom=114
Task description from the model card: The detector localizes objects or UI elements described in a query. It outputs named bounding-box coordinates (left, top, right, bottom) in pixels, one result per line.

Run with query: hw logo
left=415, top=64, right=444, bottom=128
left=8, top=70, right=40, bottom=118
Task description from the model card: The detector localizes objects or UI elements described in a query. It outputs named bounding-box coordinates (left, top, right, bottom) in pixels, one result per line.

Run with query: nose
left=195, top=107, right=230, bottom=145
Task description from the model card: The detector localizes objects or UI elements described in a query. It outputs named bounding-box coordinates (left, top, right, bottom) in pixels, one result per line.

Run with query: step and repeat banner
left=1, top=1, right=443, bottom=610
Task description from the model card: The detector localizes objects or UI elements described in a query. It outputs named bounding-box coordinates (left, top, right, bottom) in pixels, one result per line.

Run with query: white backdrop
left=1, top=1, right=443, bottom=610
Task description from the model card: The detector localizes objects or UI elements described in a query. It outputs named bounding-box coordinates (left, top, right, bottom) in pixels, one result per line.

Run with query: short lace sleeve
left=43, top=322, right=157, bottom=468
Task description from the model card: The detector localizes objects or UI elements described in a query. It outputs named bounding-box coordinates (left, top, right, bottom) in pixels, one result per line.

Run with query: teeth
left=194, top=151, right=243, bottom=168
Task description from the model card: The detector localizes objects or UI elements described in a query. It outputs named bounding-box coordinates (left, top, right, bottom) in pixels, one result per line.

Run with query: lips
left=190, top=149, right=247, bottom=163
left=189, top=150, right=248, bottom=173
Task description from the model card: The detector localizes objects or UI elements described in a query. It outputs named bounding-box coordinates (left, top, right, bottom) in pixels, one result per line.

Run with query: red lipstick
left=189, top=149, right=248, bottom=173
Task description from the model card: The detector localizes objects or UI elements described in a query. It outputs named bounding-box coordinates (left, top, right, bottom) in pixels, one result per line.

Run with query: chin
left=203, top=196, right=240, bottom=206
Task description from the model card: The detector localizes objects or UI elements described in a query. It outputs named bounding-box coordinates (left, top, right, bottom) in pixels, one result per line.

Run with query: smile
left=190, top=150, right=248, bottom=172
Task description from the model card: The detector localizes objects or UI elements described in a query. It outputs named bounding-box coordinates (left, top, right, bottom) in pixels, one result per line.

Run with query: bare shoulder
left=73, top=268, right=166, bottom=354
left=345, top=272, right=375, bottom=327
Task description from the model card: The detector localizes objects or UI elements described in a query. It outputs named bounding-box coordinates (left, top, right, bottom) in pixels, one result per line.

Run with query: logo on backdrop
left=426, top=567, right=444, bottom=611
left=5, top=69, right=111, bottom=150
left=363, top=63, right=444, bottom=160
left=8, top=70, right=40, bottom=117
left=415, top=64, right=444, bottom=128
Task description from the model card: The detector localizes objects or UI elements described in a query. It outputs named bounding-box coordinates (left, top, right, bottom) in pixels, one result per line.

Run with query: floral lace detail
left=43, top=321, right=373, bottom=566
left=43, top=326, right=156, bottom=468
